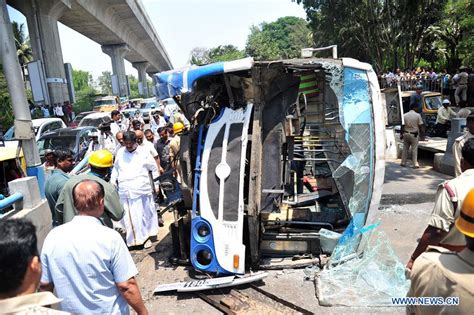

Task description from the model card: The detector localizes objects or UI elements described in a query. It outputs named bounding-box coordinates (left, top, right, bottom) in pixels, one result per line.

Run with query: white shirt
left=111, top=145, right=158, bottom=198
left=98, top=133, right=117, bottom=152
left=55, top=106, right=64, bottom=116
left=436, top=106, right=457, bottom=124
left=110, top=121, right=121, bottom=137
left=150, top=117, right=166, bottom=134
left=140, top=140, right=158, bottom=158
left=40, top=216, right=138, bottom=315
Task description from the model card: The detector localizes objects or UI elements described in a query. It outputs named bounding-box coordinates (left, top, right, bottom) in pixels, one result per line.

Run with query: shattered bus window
left=317, top=226, right=410, bottom=306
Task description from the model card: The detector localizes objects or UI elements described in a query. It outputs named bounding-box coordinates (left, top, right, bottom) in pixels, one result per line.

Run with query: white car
left=3, top=118, right=66, bottom=141
left=78, top=112, right=112, bottom=128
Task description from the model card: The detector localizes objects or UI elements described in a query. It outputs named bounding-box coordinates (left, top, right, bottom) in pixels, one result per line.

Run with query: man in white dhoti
left=110, top=131, right=159, bottom=249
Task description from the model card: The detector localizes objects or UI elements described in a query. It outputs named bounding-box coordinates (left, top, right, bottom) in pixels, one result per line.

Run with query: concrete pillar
left=132, top=61, right=149, bottom=97
left=1, top=0, right=41, bottom=167
left=101, top=44, right=130, bottom=97
left=147, top=71, right=158, bottom=96
left=7, top=176, right=51, bottom=252
left=16, top=0, right=70, bottom=106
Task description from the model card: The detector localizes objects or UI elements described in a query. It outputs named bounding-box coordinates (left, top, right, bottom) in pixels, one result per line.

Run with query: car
left=78, top=112, right=112, bottom=128
left=121, top=108, right=138, bottom=119
left=36, top=127, right=97, bottom=162
left=139, top=98, right=158, bottom=123
left=3, top=118, right=66, bottom=141
left=69, top=111, right=94, bottom=128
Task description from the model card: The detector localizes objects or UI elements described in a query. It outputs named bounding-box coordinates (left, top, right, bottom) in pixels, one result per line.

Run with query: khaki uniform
left=169, top=134, right=182, bottom=182
left=402, top=110, right=423, bottom=167
left=455, top=72, right=469, bottom=105
left=429, top=169, right=474, bottom=249
left=452, top=132, right=474, bottom=177
left=0, top=291, right=66, bottom=314
left=407, top=246, right=474, bottom=315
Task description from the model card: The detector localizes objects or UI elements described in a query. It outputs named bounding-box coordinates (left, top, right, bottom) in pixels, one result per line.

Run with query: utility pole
left=0, top=0, right=43, bottom=178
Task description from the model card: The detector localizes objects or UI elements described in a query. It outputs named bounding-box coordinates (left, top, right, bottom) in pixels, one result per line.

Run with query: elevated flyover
left=8, top=0, right=172, bottom=99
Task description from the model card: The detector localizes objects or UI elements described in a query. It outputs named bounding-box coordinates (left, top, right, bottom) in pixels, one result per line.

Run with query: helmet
left=455, top=188, right=474, bottom=238
left=173, top=122, right=185, bottom=134
left=442, top=99, right=451, bottom=105
left=89, top=150, right=113, bottom=168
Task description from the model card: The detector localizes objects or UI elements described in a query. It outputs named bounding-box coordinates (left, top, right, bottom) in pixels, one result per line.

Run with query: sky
left=7, top=0, right=307, bottom=79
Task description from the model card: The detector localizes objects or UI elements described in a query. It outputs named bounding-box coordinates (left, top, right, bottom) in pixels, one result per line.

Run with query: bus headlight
left=198, top=225, right=210, bottom=237
left=197, top=249, right=213, bottom=266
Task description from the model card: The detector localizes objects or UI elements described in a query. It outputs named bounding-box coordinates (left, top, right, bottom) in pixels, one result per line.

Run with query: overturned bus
left=154, top=56, right=385, bottom=275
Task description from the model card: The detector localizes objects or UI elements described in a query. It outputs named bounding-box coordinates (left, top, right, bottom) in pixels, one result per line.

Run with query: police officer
left=170, top=122, right=185, bottom=182
left=453, top=113, right=474, bottom=177
left=407, top=138, right=474, bottom=270
left=407, top=188, right=474, bottom=314
left=401, top=103, right=424, bottom=168
left=55, top=150, right=124, bottom=228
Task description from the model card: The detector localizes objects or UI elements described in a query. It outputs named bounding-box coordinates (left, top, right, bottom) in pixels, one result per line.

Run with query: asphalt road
left=131, top=158, right=452, bottom=314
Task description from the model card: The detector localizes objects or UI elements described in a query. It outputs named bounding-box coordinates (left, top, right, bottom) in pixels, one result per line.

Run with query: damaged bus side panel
left=154, top=57, right=385, bottom=275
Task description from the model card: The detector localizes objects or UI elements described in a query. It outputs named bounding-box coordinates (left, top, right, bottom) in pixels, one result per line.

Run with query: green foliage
left=98, top=71, right=112, bottom=95
left=128, top=75, right=140, bottom=98
left=72, top=68, right=97, bottom=114
left=245, top=16, right=312, bottom=60
left=0, top=65, right=14, bottom=131
left=12, top=22, right=32, bottom=79
left=456, top=0, right=474, bottom=66
left=72, top=69, right=92, bottom=92
left=296, top=0, right=448, bottom=72
left=74, top=86, right=96, bottom=114
left=189, top=45, right=245, bottom=65
left=208, top=45, right=245, bottom=63
left=295, top=0, right=473, bottom=72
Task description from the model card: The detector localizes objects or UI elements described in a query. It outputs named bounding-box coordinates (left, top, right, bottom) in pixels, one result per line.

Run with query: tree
left=245, top=16, right=312, bottom=60
left=295, top=0, right=447, bottom=72
left=12, top=22, right=32, bottom=81
left=189, top=47, right=211, bottom=66
left=98, top=71, right=112, bottom=95
left=128, top=75, right=140, bottom=98
left=0, top=65, right=14, bottom=131
left=208, top=45, right=245, bottom=63
left=71, top=68, right=97, bottom=113
left=189, top=45, right=245, bottom=65
left=72, top=69, right=92, bottom=92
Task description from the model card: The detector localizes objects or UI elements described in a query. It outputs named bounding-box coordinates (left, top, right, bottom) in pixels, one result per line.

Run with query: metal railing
left=0, top=192, right=23, bottom=213
left=379, top=77, right=442, bottom=92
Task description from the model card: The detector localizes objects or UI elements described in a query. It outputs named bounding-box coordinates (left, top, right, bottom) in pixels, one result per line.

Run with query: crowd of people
left=0, top=105, right=192, bottom=313
left=29, top=101, right=75, bottom=125
left=380, top=66, right=474, bottom=106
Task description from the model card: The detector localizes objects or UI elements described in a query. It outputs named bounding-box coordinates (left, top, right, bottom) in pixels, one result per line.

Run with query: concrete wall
left=2, top=177, right=52, bottom=252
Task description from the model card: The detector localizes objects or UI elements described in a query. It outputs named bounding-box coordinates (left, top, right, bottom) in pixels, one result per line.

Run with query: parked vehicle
left=155, top=56, right=385, bottom=274
left=36, top=127, right=97, bottom=162
left=0, top=146, right=26, bottom=201
left=139, top=98, right=158, bottom=123
left=78, top=112, right=112, bottom=128
left=69, top=111, right=94, bottom=128
left=382, top=88, right=443, bottom=135
left=93, top=96, right=119, bottom=112
left=3, top=118, right=66, bottom=141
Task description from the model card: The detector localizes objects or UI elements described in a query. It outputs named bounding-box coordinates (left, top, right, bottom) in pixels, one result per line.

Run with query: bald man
left=40, top=180, right=148, bottom=315
left=135, top=129, right=162, bottom=173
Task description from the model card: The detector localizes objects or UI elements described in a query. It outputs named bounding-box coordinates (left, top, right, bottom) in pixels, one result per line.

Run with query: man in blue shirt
left=40, top=180, right=148, bottom=315
left=44, top=149, right=74, bottom=226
